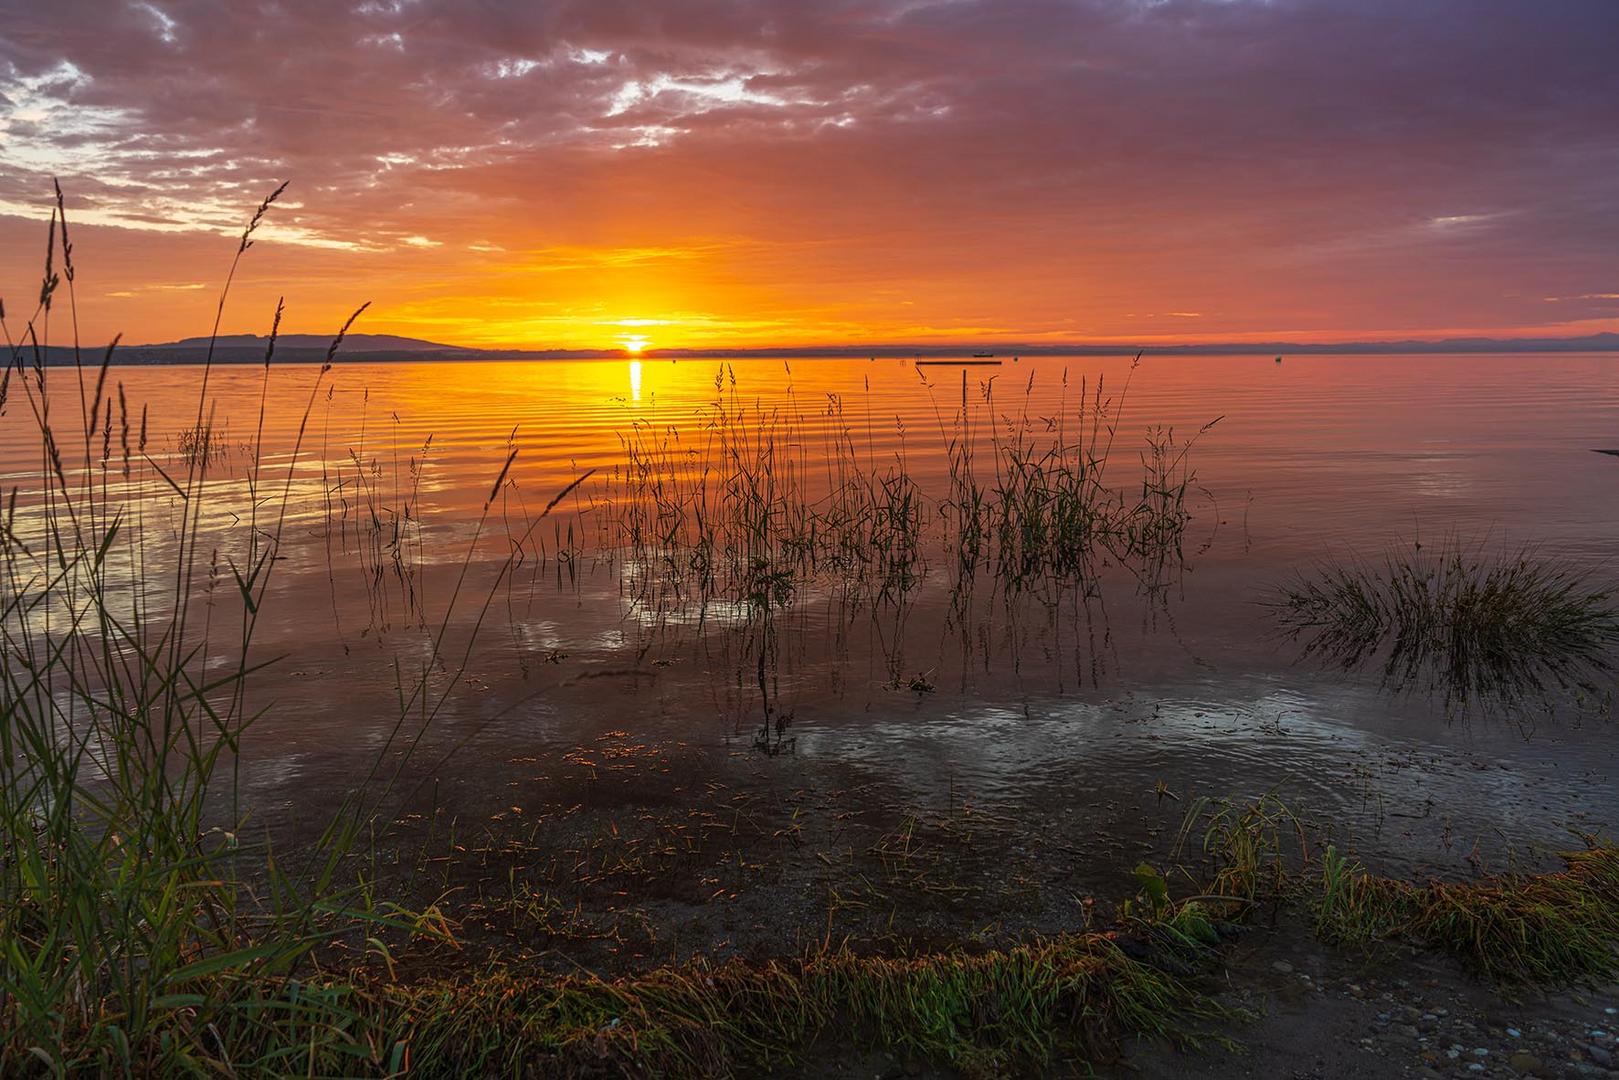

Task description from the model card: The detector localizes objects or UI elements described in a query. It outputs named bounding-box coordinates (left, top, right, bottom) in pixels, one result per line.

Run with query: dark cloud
left=0, top=0, right=1615, bottom=345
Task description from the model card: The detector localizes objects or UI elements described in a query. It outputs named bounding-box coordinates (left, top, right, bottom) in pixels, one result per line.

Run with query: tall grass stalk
left=0, top=185, right=576, bottom=1073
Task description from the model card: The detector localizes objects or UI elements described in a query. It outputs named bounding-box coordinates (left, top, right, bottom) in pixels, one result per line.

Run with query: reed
left=314, top=392, right=434, bottom=639
left=0, top=185, right=577, bottom=1074
left=593, top=358, right=1217, bottom=619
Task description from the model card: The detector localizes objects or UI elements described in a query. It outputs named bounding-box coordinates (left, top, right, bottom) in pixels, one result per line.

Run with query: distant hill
left=166, top=333, right=480, bottom=355
left=103, top=333, right=490, bottom=365
left=13, top=330, right=1619, bottom=365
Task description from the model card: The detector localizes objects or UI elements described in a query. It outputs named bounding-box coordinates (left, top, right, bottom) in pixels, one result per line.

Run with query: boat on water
left=972, top=352, right=996, bottom=358
left=917, top=358, right=1002, bottom=366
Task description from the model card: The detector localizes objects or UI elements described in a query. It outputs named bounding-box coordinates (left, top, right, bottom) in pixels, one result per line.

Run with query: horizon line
left=54, top=327, right=1619, bottom=360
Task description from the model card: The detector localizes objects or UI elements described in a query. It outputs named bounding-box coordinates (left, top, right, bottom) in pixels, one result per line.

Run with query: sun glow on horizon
left=619, top=334, right=651, bottom=354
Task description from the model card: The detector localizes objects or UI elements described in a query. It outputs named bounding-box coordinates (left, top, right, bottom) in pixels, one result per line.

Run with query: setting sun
left=619, top=335, right=651, bottom=355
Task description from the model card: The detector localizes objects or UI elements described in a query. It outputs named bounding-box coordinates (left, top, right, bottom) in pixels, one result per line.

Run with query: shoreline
left=193, top=831, right=1619, bottom=1077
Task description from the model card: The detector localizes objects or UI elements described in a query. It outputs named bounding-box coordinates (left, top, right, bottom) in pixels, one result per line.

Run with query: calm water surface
left=8, top=353, right=1619, bottom=880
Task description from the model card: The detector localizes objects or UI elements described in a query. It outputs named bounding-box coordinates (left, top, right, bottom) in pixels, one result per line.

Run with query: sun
left=619, top=334, right=651, bottom=355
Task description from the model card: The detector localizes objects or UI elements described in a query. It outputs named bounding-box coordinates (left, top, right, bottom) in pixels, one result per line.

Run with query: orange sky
left=1, top=1, right=1616, bottom=351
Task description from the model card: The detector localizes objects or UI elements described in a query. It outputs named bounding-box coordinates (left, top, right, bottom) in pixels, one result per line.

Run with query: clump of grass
left=1176, top=796, right=1619, bottom=985
left=970, top=363, right=1216, bottom=587
left=1270, top=541, right=1619, bottom=713
left=1314, top=844, right=1619, bottom=983
left=174, top=419, right=229, bottom=464
left=364, top=928, right=1229, bottom=1078
left=1168, top=791, right=1309, bottom=914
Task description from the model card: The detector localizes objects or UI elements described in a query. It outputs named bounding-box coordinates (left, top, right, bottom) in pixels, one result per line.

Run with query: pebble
left=1508, top=1051, right=1544, bottom=1076
left=1231, top=946, right=1610, bottom=1078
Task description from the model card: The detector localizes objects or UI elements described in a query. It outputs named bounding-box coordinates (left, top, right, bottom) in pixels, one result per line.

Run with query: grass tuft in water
left=1270, top=541, right=1619, bottom=713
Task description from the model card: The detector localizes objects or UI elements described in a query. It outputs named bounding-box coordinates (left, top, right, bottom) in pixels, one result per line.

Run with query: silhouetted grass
left=594, top=359, right=1218, bottom=615
left=1271, top=541, right=1619, bottom=713
left=0, top=183, right=577, bottom=1074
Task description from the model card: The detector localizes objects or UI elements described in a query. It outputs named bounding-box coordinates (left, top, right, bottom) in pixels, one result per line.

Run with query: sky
left=0, top=0, right=1616, bottom=352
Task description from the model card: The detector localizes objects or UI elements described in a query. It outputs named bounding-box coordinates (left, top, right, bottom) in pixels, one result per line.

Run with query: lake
left=6, top=351, right=1618, bottom=930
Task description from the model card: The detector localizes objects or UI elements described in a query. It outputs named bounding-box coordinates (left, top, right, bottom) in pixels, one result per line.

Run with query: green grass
left=368, top=927, right=1228, bottom=1078
left=1314, top=843, right=1619, bottom=982
left=0, top=183, right=566, bottom=1077
left=1176, top=795, right=1619, bottom=985
left=361, top=833, right=1619, bottom=1076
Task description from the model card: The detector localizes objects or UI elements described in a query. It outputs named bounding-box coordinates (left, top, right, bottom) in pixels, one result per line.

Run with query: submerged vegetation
left=1271, top=542, right=1619, bottom=714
